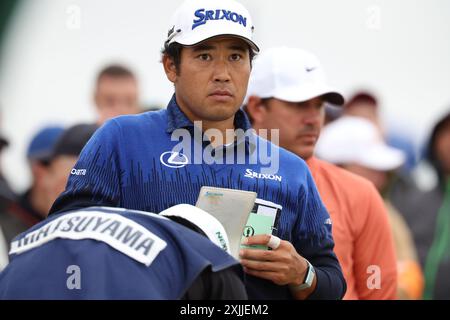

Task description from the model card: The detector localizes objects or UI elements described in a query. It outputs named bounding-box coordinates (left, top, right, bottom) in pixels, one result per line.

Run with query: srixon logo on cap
left=192, top=9, right=247, bottom=30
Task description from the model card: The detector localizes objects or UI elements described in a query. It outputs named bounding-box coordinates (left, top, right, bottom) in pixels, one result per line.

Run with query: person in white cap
left=315, top=116, right=406, bottom=189
left=0, top=205, right=247, bottom=299
left=316, top=115, right=425, bottom=299
left=49, top=0, right=346, bottom=300
left=244, top=47, right=398, bottom=299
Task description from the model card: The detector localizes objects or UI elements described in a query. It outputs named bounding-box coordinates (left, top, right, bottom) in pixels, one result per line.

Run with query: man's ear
left=163, top=55, right=177, bottom=83
left=245, top=96, right=267, bottom=126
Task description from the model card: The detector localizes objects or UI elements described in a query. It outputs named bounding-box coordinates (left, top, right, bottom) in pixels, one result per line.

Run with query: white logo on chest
left=160, top=151, right=189, bottom=168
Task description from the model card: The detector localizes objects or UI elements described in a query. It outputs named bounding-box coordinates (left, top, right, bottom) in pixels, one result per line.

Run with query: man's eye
left=198, top=54, right=211, bottom=61
left=230, top=54, right=242, bottom=61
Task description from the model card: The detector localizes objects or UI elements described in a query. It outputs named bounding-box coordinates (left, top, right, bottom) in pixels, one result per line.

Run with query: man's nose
left=213, top=59, right=231, bottom=82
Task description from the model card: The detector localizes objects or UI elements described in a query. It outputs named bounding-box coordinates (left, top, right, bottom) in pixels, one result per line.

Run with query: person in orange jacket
left=316, top=115, right=425, bottom=299
left=244, top=47, right=398, bottom=299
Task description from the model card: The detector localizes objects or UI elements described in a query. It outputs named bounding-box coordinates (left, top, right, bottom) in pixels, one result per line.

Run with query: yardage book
left=196, top=187, right=256, bottom=259
left=196, top=187, right=282, bottom=258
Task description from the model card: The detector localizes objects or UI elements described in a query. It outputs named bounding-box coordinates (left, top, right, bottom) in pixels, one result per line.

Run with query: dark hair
left=427, top=111, right=450, bottom=177
left=345, top=91, right=378, bottom=109
left=51, top=124, right=99, bottom=159
left=161, top=42, right=256, bottom=74
left=96, top=64, right=136, bottom=85
left=161, top=43, right=184, bottom=74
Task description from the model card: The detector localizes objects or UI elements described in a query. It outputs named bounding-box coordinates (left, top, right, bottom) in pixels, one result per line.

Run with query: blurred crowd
left=0, top=64, right=146, bottom=265
left=317, top=93, right=450, bottom=299
left=0, top=58, right=449, bottom=300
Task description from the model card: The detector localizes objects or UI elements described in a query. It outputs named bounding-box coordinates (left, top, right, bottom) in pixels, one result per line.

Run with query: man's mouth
left=208, top=90, right=233, bottom=102
left=298, top=132, right=319, bottom=142
left=209, top=89, right=233, bottom=97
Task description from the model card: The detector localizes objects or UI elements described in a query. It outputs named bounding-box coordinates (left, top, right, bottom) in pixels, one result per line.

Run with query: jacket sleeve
left=294, top=169, right=347, bottom=300
left=49, top=119, right=123, bottom=215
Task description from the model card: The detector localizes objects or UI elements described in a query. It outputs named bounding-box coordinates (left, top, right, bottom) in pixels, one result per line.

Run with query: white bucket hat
left=246, top=47, right=344, bottom=105
left=316, top=116, right=406, bottom=171
left=165, top=0, right=259, bottom=52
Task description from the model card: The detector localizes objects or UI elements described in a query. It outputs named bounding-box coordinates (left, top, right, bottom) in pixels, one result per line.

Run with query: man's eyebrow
left=192, top=44, right=215, bottom=52
left=191, top=43, right=248, bottom=52
left=228, top=44, right=247, bottom=52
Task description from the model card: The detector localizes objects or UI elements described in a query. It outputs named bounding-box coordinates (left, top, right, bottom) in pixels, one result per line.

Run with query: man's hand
left=239, top=234, right=317, bottom=299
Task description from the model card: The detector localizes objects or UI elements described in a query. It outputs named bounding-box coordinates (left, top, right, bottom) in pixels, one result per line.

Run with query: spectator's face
left=29, top=160, right=55, bottom=215
left=164, top=37, right=251, bottom=124
left=344, top=103, right=379, bottom=127
left=435, top=124, right=450, bottom=176
left=45, top=155, right=78, bottom=204
left=251, top=97, right=325, bottom=160
left=95, top=76, right=139, bottom=124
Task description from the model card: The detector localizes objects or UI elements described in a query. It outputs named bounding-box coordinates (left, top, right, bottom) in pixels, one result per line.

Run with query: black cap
left=52, top=123, right=99, bottom=158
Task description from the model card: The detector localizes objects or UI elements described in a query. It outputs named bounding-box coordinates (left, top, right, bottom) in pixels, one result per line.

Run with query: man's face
left=253, top=97, right=325, bottom=160
left=344, top=103, right=379, bottom=127
left=164, top=37, right=251, bottom=124
left=30, top=160, right=54, bottom=215
left=95, top=76, right=139, bottom=125
left=44, top=155, right=78, bottom=205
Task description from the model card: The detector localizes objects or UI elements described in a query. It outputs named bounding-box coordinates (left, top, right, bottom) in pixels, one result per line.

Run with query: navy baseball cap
left=27, top=126, right=64, bottom=161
